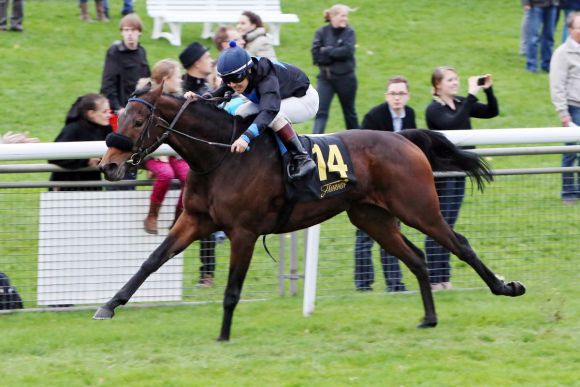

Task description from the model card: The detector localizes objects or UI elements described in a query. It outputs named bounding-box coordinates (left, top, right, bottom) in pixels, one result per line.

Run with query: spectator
left=560, top=0, right=580, bottom=41
left=79, top=0, right=108, bottom=22
left=179, top=43, right=220, bottom=288
left=237, top=11, right=277, bottom=59
left=523, top=0, right=559, bottom=73
left=0, top=131, right=38, bottom=144
left=354, top=76, right=416, bottom=292
left=213, top=25, right=246, bottom=51
left=311, top=4, right=359, bottom=134
left=179, top=42, right=215, bottom=94
left=136, top=59, right=191, bottom=234
left=100, top=13, right=150, bottom=188
left=425, top=66, right=499, bottom=290
left=550, top=11, right=580, bottom=204
left=0, top=0, right=23, bottom=31
left=101, top=13, right=150, bottom=115
left=121, top=0, right=133, bottom=16
left=520, top=3, right=531, bottom=55
left=48, top=94, right=113, bottom=191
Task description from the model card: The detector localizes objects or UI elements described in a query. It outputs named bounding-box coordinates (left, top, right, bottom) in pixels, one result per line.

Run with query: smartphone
left=477, top=76, right=486, bottom=86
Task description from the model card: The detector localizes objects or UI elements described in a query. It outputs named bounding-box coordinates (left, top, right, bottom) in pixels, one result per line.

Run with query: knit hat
left=216, top=40, right=253, bottom=77
left=179, top=42, right=208, bottom=69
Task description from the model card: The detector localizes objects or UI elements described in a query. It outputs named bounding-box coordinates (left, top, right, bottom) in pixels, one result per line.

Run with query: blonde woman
left=311, top=4, right=358, bottom=134
left=139, top=59, right=188, bottom=234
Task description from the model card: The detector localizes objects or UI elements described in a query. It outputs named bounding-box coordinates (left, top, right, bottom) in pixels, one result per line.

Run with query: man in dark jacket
left=353, top=76, right=416, bottom=292
left=100, top=13, right=150, bottom=115
left=179, top=42, right=214, bottom=95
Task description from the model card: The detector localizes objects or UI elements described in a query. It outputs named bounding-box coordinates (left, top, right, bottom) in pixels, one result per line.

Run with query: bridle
left=107, top=94, right=237, bottom=175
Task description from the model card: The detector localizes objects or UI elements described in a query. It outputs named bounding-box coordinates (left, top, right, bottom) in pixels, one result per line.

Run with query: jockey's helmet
left=216, top=41, right=253, bottom=84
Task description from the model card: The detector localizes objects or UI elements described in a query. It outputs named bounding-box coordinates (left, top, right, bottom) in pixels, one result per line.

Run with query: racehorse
left=94, top=85, right=525, bottom=341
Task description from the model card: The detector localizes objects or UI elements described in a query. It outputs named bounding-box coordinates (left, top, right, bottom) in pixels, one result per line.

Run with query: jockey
left=190, top=41, right=319, bottom=181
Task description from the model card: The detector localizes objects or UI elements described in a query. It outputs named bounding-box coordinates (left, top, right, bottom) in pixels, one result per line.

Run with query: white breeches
left=235, top=85, right=319, bottom=131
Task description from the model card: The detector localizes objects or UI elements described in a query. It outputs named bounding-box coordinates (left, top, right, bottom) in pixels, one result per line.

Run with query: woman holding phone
left=424, top=66, right=499, bottom=291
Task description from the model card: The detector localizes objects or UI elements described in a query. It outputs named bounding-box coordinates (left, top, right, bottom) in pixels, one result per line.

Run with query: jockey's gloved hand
left=223, top=91, right=233, bottom=102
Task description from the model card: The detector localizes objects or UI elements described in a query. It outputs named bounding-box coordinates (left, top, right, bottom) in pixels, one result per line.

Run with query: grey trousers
left=0, top=0, right=23, bottom=29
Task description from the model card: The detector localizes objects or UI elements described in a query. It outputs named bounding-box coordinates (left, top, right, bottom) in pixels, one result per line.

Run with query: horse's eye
left=135, top=120, right=144, bottom=127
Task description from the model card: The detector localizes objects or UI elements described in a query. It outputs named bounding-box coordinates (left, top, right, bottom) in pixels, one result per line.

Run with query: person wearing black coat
left=100, top=13, right=150, bottom=114
left=353, top=76, right=416, bottom=292
left=49, top=94, right=113, bottom=191
left=311, top=4, right=359, bottom=134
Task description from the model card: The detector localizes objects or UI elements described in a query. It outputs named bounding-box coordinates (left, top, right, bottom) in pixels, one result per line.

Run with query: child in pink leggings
left=144, top=156, right=189, bottom=234
left=137, top=59, right=190, bottom=234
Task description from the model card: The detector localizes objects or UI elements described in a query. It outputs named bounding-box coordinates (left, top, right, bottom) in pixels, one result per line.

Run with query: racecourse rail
left=0, top=127, right=579, bottom=315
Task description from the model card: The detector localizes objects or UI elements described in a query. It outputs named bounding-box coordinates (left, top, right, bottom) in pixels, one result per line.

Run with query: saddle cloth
left=283, top=134, right=357, bottom=203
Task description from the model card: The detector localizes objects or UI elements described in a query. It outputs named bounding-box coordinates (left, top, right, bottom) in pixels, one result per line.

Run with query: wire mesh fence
left=0, top=171, right=579, bottom=312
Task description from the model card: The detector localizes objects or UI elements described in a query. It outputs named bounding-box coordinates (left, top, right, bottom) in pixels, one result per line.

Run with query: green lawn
left=1, top=0, right=579, bottom=385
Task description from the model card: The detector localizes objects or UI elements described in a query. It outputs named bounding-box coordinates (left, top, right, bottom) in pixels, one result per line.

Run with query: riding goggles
left=221, top=71, right=248, bottom=84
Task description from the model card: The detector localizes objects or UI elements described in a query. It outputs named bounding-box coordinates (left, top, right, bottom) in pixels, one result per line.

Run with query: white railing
left=2, top=127, right=580, bottom=162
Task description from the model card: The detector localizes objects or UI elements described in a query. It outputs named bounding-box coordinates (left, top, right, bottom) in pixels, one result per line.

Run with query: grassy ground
left=1, top=0, right=579, bottom=385
left=1, top=281, right=578, bottom=386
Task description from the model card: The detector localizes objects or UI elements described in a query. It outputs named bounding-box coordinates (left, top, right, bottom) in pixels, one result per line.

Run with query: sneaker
left=356, top=286, right=373, bottom=292
left=430, top=283, right=444, bottom=291
left=195, top=275, right=214, bottom=288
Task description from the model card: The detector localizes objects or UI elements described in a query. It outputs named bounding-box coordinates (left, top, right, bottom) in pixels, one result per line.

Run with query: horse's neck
left=163, top=100, right=241, bottom=169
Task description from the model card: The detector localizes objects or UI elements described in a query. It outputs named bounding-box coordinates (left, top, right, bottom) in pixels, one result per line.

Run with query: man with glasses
left=352, top=76, right=416, bottom=292
left=188, top=41, right=319, bottom=181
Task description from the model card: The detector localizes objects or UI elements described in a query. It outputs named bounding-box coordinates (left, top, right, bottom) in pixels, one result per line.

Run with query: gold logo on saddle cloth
left=320, top=178, right=349, bottom=198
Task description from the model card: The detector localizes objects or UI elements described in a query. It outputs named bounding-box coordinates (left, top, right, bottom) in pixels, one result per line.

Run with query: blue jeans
left=525, top=6, right=558, bottom=72
left=354, top=229, right=406, bottom=291
left=122, top=0, right=133, bottom=14
left=562, top=105, right=580, bottom=199
left=425, top=176, right=465, bottom=284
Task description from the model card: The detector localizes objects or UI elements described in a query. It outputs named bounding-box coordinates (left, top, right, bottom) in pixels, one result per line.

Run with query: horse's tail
left=398, top=129, right=493, bottom=192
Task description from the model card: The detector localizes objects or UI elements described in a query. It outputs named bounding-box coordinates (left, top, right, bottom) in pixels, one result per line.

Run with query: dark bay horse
left=94, top=85, right=525, bottom=341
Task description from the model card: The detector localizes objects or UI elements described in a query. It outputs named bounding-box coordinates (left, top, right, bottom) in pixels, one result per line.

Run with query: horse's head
left=100, top=84, right=168, bottom=181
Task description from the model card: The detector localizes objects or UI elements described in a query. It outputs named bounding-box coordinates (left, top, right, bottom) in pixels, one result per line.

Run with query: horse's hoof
left=216, top=336, right=230, bottom=342
left=507, top=281, right=526, bottom=297
left=416, top=319, right=438, bottom=329
left=93, top=307, right=115, bottom=320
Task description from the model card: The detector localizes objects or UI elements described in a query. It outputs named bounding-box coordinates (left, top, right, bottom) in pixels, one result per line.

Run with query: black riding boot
left=282, top=131, right=316, bottom=181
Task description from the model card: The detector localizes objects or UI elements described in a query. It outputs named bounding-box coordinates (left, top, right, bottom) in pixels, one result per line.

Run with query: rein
left=119, top=95, right=237, bottom=175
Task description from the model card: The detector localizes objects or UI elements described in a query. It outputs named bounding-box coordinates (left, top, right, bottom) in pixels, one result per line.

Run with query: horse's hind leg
left=408, top=214, right=526, bottom=298
left=347, top=204, right=437, bottom=328
left=93, top=216, right=211, bottom=319
left=449, top=231, right=526, bottom=297
left=388, top=177, right=526, bottom=298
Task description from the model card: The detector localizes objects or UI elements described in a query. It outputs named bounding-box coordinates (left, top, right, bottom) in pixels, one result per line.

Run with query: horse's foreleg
left=217, top=229, right=257, bottom=342
left=347, top=205, right=437, bottom=328
left=93, top=218, right=207, bottom=320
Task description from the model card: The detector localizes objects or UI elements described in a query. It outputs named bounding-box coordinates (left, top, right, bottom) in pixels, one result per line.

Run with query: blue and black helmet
left=216, top=41, right=253, bottom=83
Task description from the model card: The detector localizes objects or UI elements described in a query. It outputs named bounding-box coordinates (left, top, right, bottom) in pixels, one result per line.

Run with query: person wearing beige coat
left=549, top=11, right=580, bottom=202
left=237, top=11, right=277, bottom=60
